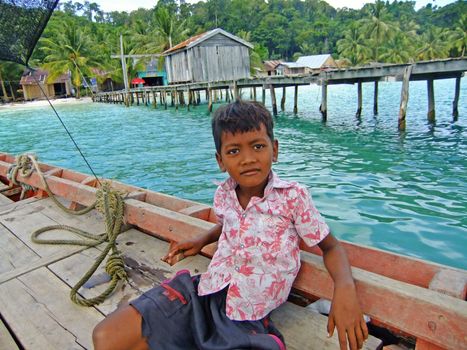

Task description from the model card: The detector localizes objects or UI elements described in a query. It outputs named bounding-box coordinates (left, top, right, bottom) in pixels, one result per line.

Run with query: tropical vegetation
left=0, top=0, right=465, bottom=100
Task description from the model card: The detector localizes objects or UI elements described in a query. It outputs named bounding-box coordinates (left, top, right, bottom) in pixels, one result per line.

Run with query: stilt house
left=20, top=69, right=72, bottom=100
left=163, top=28, right=253, bottom=84
left=277, top=54, right=337, bottom=75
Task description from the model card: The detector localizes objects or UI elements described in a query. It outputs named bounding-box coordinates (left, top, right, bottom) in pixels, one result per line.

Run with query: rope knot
left=105, top=251, right=127, bottom=280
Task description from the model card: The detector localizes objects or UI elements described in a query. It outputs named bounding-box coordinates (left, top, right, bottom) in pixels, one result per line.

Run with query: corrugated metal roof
left=278, top=62, right=306, bottom=68
left=296, top=54, right=332, bottom=69
left=263, top=60, right=283, bottom=71
left=163, top=28, right=253, bottom=55
left=20, top=69, right=70, bottom=85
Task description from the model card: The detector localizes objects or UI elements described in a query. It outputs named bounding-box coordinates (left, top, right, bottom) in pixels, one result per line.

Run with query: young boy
left=93, top=100, right=368, bottom=350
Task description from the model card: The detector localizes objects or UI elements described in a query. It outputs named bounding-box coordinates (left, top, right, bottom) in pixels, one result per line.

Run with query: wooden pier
left=94, top=58, right=466, bottom=130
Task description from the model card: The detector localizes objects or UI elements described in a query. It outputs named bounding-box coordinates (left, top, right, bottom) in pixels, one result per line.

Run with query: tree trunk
left=0, top=70, right=9, bottom=102
left=9, top=82, right=16, bottom=102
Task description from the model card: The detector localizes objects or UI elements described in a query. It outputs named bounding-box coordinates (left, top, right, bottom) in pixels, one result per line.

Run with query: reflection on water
left=1, top=78, right=466, bottom=269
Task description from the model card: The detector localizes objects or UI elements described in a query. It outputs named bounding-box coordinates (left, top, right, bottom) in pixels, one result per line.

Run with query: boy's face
left=216, top=123, right=278, bottom=195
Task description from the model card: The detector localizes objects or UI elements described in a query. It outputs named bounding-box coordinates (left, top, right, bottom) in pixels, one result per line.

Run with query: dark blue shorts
left=130, top=270, right=286, bottom=350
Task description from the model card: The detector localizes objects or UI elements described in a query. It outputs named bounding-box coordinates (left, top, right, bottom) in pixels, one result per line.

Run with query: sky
left=92, top=0, right=457, bottom=13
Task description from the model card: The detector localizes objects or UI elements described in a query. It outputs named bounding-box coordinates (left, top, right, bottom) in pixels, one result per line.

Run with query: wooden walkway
left=0, top=194, right=382, bottom=349
left=94, top=58, right=466, bottom=129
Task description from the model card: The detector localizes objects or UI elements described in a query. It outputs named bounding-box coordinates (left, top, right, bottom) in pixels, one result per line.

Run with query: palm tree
left=379, top=33, right=413, bottom=63
left=237, top=30, right=264, bottom=75
left=152, top=6, right=189, bottom=51
left=361, top=1, right=396, bottom=62
left=40, top=22, right=102, bottom=98
left=416, top=27, right=450, bottom=60
left=448, top=14, right=467, bottom=57
left=0, top=68, right=9, bottom=102
left=0, top=61, right=23, bottom=102
left=337, top=26, right=371, bottom=65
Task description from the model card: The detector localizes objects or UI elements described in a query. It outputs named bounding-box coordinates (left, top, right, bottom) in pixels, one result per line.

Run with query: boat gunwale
left=1, top=152, right=466, bottom=349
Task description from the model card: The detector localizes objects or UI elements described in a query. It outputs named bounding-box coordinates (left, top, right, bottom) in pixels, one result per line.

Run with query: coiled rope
left=9, top=154, right=127, bottom=306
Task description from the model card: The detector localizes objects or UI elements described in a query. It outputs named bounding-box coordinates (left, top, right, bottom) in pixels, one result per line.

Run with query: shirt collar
left=220, top=171, right=294, bottom=194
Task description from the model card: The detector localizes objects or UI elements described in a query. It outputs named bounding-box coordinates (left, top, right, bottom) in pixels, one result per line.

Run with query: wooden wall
left=165, top=33, right=250, bottom=84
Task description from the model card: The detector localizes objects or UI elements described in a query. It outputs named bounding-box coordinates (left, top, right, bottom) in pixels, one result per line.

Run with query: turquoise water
left=1, top=78, right=466, bottom=270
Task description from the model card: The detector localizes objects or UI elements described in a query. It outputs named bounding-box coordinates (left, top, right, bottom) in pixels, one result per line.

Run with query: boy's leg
left=93, top=304, right=149, bottom=350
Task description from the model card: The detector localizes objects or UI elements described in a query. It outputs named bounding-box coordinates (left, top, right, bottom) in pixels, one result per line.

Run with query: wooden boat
left=0, top=151, right=466, bottom=350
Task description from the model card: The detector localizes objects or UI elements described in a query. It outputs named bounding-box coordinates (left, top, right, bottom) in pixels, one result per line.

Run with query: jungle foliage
left=1, top=0, right=465, bottom=98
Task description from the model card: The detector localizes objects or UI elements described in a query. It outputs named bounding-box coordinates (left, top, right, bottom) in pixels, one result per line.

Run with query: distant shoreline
left=0, top=97, right=92, bottom=110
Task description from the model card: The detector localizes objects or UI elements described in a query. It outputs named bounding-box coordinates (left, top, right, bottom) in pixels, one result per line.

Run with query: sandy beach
left=0, top=97, right=93, bottom=110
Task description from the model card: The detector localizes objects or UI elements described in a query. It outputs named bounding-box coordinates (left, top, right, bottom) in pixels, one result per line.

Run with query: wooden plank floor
left=0, top=197, right=382, bottom=350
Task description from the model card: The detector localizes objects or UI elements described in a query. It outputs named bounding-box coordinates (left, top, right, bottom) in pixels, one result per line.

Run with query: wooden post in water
left=319, top=82, right=327, bottom=121
left=253, top=87, right=257, bottom=101
left=164, top=91, right=167, bottom=109
left=136, top=92, right=140, bottom=106
left=234, top=81, right=239, bottom=100
left=373, top=81, right=379, bottom=115
left=179, top=91, right=185, bottom=106
left=427, top=78, right=435, bottom=123
left=197, top=91, right=201, bottom=105
left=294, top=85, right=298, bottom=114
left=208, top=86, right=213, bottom=112
left=270, top=84, right=277, bottom=116
left=174, top=89, right=179, bottom=110
left=356, top=81, right=362, bottom=118
left=262, top=85, right=266, bottom=105
left=452, top=76, right=460, bottom=120
left=226, top=88, right=230, bottom=102
left=281, top=87, right=286, bottom=112
left=187, top=89, right=191, bottom=111
left=398, top=65, right=412, bottom=131
left=152, top=91, right=157, bottom=108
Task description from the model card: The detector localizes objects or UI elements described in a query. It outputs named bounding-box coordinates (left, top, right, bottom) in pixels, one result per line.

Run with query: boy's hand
left=327, top=283, right=368, bottom=350
left=161, top=239, right=204, bottom=266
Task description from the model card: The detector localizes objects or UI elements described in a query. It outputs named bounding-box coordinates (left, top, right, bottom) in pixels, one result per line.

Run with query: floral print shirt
left=198, top=171, right=330, bottom=321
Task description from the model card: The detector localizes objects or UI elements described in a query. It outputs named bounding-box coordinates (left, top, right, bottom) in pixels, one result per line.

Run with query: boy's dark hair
left=212, top=100, right=274, bottom=153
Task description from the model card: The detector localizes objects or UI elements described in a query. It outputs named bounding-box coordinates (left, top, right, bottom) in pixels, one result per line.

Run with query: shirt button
left=241, top=213, right=246, bottom=218
left=234, top=266, right=239, bottom=271
left=240, top=244, right=245, bottom=249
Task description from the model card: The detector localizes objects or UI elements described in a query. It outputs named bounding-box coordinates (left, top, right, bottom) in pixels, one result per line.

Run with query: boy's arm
left=162, top=224, right=222, bottom=265
left=317, top=233, right=368, bottom=350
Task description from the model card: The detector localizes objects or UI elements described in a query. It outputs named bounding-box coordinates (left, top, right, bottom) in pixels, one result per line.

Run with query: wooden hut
left=262, top=60, right=283, bottom=76
left=277, top=54, right=337, bottom=75
left=163, top=28, right=253, bottom=84
left=20, top=69, right=72, bottom=100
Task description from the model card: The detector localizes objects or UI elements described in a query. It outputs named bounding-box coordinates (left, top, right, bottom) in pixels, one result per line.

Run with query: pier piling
left=453, top=76, right=460, bottom=120
left=281, top=87, right=286, bottom=112
left=427, top=79, right=435, bottom=123
left=373, top=81, right=379, bottom=115
left=294, top=86, right=298, bottom=114
left=320, top=82, right=327, bottom=121
left=398, top=65, right=412, bottom=131
left=270, top=84, right=277, bottom=116
left=356, top=81, right=362, bottom=118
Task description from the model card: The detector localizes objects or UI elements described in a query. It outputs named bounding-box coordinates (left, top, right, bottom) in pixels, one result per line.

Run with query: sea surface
left=1, top=78, right=466, bottom=270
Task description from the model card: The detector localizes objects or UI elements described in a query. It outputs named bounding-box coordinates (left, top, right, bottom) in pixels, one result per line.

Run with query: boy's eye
left=253, top=144, right=266, bottom=150
left=226, top=148, right=239, bottom=155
